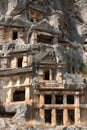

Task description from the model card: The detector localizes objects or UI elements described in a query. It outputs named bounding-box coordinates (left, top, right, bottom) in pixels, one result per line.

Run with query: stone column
left=6, top=88, right=13, bottom=103
left=51, top=94, right=56, bottom=125
left=30, top=31, right=37, bottom=44
left=56, top=69, right=63, bottom=84
left=39, top=93, right=44, bottom=121
left=0, top=27, right=3, bottom=42
left=22, top=55, right=27, bottom=67
left=80, top=108, right=86, bottom=124
left=28, top=55, right=33, bottom=66
left=8, top=78, right=12, bottom=87
left=25, top=87, right=30, bottom=102
left=75, top=93, right=80, bottom=125
left=38, top=69, right=43, bottom=81
left=1, top=57, right=8, bottom=69
left=16, top=76, right=20, bottom=86
left=49, top=68, right=52, bottom=80
left=11, top=57, right=17, bottom=68
left=63, top=95, right=68, bottom=125
left=24, top=75, right=29, bottom=85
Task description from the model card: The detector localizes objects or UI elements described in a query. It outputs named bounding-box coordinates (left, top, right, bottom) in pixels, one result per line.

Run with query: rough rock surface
left=0, top=119, right=87, bottom=130
left=0, top=103, right=31, bottom=122
left=0, top=0, right=86, bottom=44
left=0, top=0, right=87, bottom=129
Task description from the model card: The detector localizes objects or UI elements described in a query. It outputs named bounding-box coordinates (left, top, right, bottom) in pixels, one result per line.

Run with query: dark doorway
left=13, top=31, right=18, bottom=40
left=56, top=109, right=63, bottom=125
left=68, top=109, right=74, bottom=124
left=0, top=112, right=16, bottom=118
left=56, top=95, right=63, bottom=104
left=45, top=109, right=51, bottom=123
left=44, top=70, right=49, bottom=80
left=13, top=90, right=25, bottom=102
left=17, top=58, right=23, bottom=67
left=72, top=66, right=75, bottom=73
left=67, top=63, right=71, bottom=73
left=67, top=95, right=74, bottom=104
left=45, top=95, right=52, bottom=104
left=37, top=34, right=53, bottom=44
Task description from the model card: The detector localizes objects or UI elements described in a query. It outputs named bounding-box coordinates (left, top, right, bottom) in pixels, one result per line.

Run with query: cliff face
left=0, top=0, right=86, bottom=44
left=0, top=0, right=87, bottom=129
left=69, top=0, right=87, bottom=43
left=49, top=0, right=87, bottom=43
left=54, top=0, right=87, bottom=43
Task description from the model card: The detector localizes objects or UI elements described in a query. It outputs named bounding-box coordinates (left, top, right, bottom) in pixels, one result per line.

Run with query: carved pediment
left=31, top=19, right=60, bottom=35
left=42, top=51, right=55, bottom=62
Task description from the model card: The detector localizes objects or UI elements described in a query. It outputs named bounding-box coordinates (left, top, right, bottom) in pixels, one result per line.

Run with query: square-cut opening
left=13, top=90, right=25, bottom=102
left=45, top=95, right=52, bottom=104
left=55, top=95, right=63, bottom=104
left=67, top=95, right=74, bottom=104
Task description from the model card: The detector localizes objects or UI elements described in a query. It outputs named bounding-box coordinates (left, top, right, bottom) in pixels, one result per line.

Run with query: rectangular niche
left=56, top=109, right=63, bottom=125
left=45, top=109, right=51, bottom=123
left=55, top=95, right=63, bottom=104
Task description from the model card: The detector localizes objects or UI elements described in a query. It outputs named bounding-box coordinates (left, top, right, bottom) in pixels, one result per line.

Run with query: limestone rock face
left=69, top=0, right=87, bottom=43
left=0, top=0, right=8, bottom=14
left=0, top=0, right=87, bottom=128
left=0, top=0, right=87, bottom=43
left=81, top=0, right=87, bottom=24
left=4, top=103, right=31, bottom=121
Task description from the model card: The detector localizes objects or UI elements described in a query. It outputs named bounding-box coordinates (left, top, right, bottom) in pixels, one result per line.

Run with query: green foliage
left=37, top=0, right=43, bottom=5
left=81, top=62, right=87, bottom=74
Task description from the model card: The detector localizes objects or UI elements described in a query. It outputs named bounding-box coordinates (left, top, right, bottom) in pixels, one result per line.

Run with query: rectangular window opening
left=45, top=95, right=52, bottom=104
left=37, top=34, right=53, bottom=44
left=13, top=90, right=25, bottom=102
left=56, top=95, right=63, bottom=104
left=13, top=31, right=18, bottom=40
left=45, top=109, right=51, bottom=123
left=68, top=109, right=75, bottom=124
left=67, top=95, right=74, bottom=104
left=44, top=70, right=49, bottom=80
left=56, top=109, right=63, bottom=125
left=17, top=58, right=23, bottom=67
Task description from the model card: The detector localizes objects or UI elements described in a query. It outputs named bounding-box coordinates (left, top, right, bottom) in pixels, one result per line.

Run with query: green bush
left=81, top=62, right=87, bottom=74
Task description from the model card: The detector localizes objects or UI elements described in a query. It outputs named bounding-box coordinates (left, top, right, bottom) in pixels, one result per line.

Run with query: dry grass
left=80, top=121, right=87, bottom=126
left=24, top=120, right=54, bottom=128
left=80, top=72, right=87, bottom=78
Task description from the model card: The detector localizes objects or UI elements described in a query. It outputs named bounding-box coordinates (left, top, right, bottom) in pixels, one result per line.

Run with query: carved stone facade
left=0, top=0, right=87, bottom=126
